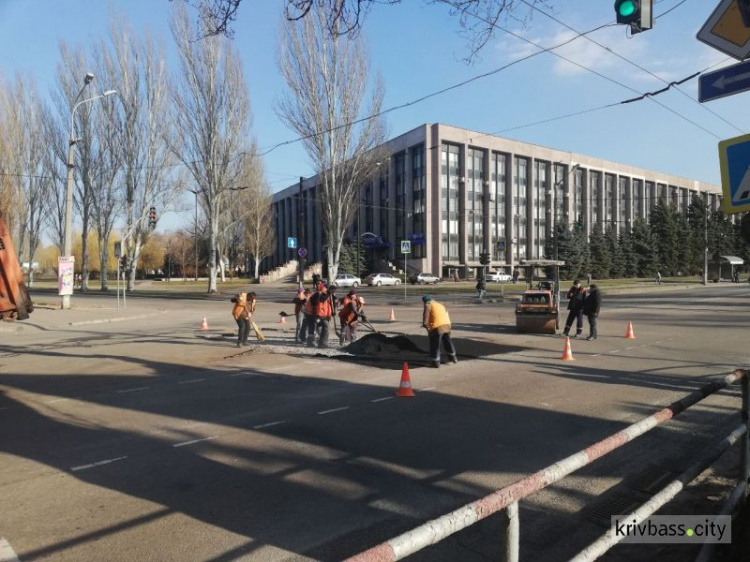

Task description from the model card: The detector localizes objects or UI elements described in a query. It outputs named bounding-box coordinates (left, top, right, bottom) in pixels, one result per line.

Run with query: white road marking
left=421, top=387, right=436, bottom=391
left=178, top=379, right=205, bottom=385
left=610, top=349, right=621, bottom=353
left=71, top=456, right=128, bottom=472
left=371, top=397, right=394, bottom=403
left=0, top=536, right=21, bottom=562
left=318, top=406, right=350, bottom=415
left=117, top=387, right=150, bottom=394
left=591, top=354, right=601, bottom=357
left=44, top=397, right=71, bottom=404
left=173, top=436, right=217, bottom=448
left=253, top=420, right=288, bottom=429
left=540, top=402, right=551, bottom=407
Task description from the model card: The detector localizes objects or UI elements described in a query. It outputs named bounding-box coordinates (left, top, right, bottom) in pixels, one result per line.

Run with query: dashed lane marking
left=173, top=436, right=217, bottom=448
left=610, top=349, right=621, bottom=353
left=318, top=406, right=350, bottom=415
left=252, top=420, right=288, bottom=429
left=71, top=456, right=128, bottom=472
left=178, top=379, right=205, bottom=385
left=371, top=397, right=394, bottom=403
left=117, top=387, right=150, bottom=394
left=44, top=397, right=72, bottom=404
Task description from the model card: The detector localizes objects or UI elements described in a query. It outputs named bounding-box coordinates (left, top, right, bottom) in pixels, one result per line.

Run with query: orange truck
left=0, top=211, right=33, bottom=321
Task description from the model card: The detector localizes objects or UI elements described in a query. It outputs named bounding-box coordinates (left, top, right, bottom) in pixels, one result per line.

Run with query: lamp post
left=188, top=189, right=199, bottom=282
left=61, top=74, right=116, bottom=310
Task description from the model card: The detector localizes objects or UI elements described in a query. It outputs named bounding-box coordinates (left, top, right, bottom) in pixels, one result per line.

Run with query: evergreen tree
left=620, top=229, right=637, bottom=278
left=605, top=226, right=623, bottom=278
left=687, top=195, right=708, bottom=275
left=675, top=212, right=693, bottom=275
left=650, top=201, right=679, bottom=275
left=587, top=224, right=611, bottom=279
left=548, top=223, right=586, bottom=280
left=631, top=218, right=658, bottom=277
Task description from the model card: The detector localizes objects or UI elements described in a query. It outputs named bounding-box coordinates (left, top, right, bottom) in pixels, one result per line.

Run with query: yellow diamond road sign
left=697, top=0, right=750, bottom=61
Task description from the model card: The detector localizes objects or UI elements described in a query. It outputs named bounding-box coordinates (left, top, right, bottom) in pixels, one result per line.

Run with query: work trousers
left=587, top=314, right=598, bottom=339
left=429, top=330, right=457, bottom=363
left=236, top=317, right=250, bottom=346
left=295, top=312, right=305, bottom=343
left=302, top=314, right=317, bottom=346
left=564, top=308, right=584, bottom=335
left=317, top=317, right=330, bottom=348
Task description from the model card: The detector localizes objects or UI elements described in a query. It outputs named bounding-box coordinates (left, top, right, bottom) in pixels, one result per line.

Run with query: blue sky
left=1, top=0, right=745, bottom=231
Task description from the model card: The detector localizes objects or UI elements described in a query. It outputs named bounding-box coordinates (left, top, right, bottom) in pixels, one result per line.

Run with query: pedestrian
left=312, top=283, right=333, bottom=348
left=476, top=277, right=486, bottom=300
left=583, top=283, right=601, bottom=341
left=312, top=272, right=321, bottom=288
left=301, top=288, right=317, bottom=346
left=230, top=291, right=254, bottom=347
left=562, top=279, right=586, bottom=338
left=586, top=272, right=592, bottom=285
left=421, top=295, right=458, bottom=368
left=512, top=269, right=519, bottom=284
left=339, top=290, right=364, bottom=345
left=656, top=271, right=662, bottom=285
left=734, top=270, right=740, bottom=283
left=293, top=288, right=309, bottom=344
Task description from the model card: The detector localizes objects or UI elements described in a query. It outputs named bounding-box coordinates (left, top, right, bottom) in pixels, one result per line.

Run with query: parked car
left=409, top=272, right=441, bottom=285
left=364, top=273, right=401, bottom=286
left=486, top=271, right=512, bottom=283
left=330, top=273, right=361, bottom=288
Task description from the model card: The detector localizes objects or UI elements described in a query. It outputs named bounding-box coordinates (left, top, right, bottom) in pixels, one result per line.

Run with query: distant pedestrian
left=562, top=279, right=586, bottom=338
left=586, top=272, right=592, bottom=285
left=422, top=295, right=458, bottom=368
left=312, top=272, right=321, bottom=288
left=734, top=270, right=740, bottom=283
left=512, top=269, right=520, bottom=284
left=584, top=284, right=601, bottom=341
left=293, top=288, right=309, bottom=343
left=453, top=270, right=459, bottom=282
left=476, top=278, right=486, bottom=300
left=655, top=271, right=662, bottom=285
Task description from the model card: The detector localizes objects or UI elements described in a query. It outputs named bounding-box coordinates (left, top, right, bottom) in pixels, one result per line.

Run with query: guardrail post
left=499, top=502, right=519, bottom=562
left=742, top=372, right=749, bottom=504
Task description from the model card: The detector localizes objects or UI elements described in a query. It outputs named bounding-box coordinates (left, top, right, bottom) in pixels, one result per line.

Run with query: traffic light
left=740, top=0, right=750, bottom=27
left=479, top=252, right=491, bottom=266
left=576, top=215, right=584, bottom=232
left=614, top=0, right=652, bottom=33
left=119, top=255, right=127, bottom=270
left=148, top=207, right=157, bottom=229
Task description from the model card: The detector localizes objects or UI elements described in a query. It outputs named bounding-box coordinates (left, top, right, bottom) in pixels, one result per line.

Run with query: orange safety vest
left=315, top=291, right=332, bottom=318
left=303, top=296, right=315, bottom=315
left=232, top=293, right=248, bottom=320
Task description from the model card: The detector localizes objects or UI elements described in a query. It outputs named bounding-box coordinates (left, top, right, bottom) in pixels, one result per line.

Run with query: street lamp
left=61, top=74, right=117, bottom=310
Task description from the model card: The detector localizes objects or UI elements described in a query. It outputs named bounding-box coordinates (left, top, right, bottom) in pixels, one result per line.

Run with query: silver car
left=365, top=273, right=401, bottom=286
left=331, top=273, right=361, bottom=288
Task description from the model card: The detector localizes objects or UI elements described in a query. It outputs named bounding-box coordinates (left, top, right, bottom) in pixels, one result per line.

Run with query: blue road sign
left=497, top=240, right=506, bottom=251
left=287, top=237, right=297, bottom=249
left=719, top=133, right=750, bottom=214
left=298, top=247, right=307, bottom=259
left=699, top=59, right=750, bottom=103
left=400, top=240, right=411, bottom=254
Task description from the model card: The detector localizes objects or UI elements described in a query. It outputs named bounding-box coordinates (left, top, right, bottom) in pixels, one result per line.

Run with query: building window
left=619, top=176, right=629, bottom=229
left=378, top=169, right=389, bottom=249
left=553, top=163, right=567, bottom=225
left=645, top=181, right=654, bottom=220
left=605, top=174, right=615, bottom=226
left=574, top=168, right=583, bottom=226
left=514, top=156, right=528, bottom=262
left=533, top=160, right=548, bottom=260
left=394, top=151, right=406, bottom=243
left=411, top=144, right=425, bottom=258
left=491, top=152, right=507, bottom=262
left=632, top=179, right=643, bottom=221
left=590, top=171, right=600, bottom=227
left=441, top=144, right=460, bottom=261
left=467, top=147, right=485, bottom=261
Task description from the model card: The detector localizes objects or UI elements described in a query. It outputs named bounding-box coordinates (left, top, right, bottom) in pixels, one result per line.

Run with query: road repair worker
left=339, top=290, right=364, bottom=345
left=293, top=288, right=309, bottom=344
left=311, top=283, right=333, bottom=348
left=230, top=291, right=256, bottom=347
left=584, top=284, right=602, bottom=341
left=421, top=295, right=458, bottom=368
left=301, top=288, right=317, bottom=346
left=562, top=279, right=586, bottom=338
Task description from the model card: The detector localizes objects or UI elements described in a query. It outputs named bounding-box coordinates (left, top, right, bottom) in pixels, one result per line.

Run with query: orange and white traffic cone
left=561, top=337, right=574, bottom=360
left=200, top=317, right=209, bottom=330
left=389, top=308, right=396, bottom=322
left=625, top=322, right=636, bottom=339
left=395, top=362, right=415, bottom=398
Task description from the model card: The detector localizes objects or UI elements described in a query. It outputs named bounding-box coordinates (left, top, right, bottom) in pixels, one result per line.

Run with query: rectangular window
left=574, top=168, right=583, bottom=226
left=411, top=144, right=425, bottom=258
left=441, top=144, right=460, bottom=261
left=644, top=181, right=654, bottom=221
left=590, top=171, right=600, bottom=228
left=619, top=176, right=628, bottom=228
left=491, top=152, right=507, bottom=262
left=394, top=151, right=406, bottom=243
left=605, top=174, right=615, bottom=226
left=467, top=148, right=485, bottom=261
left=515, top=157, right=528, bottom=261
left=534, top=160, right=548, bottom=260
left=379, top=170, right=389, bottom=247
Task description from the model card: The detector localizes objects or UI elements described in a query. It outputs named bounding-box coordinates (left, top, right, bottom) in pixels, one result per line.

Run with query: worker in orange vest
left=338, top=290, right=364, bottom=345
left=422, top=295, right=458, bottom=368
left=230, top=291, right=256, bottom=347
left=293, top=288, right=310, bottom=344
left=310, top=283, right=333, bottom=348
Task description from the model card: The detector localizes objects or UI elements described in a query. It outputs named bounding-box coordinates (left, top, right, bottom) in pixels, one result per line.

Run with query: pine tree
left=605, top=226, right=623, bottom=278
left=588, top=224, right=611, bottom=279
left=650, top=201, right=679, bottom=275
left=631, top=218, right=658, bottom=277
left=620, top=229, right=637, bottom=278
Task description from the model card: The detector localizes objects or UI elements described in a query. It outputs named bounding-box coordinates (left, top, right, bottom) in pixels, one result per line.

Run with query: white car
left=486, top=271, right=512, bottom=283
left=410, top=272, right=440, bottom=285
left=365, top=273, right=401, bottom=286
left=330, top=274, right=361, bottom=288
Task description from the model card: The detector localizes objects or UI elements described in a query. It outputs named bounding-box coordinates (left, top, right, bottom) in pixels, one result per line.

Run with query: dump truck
left=515, top=286, right=558, bottom=334
left=0, top=211, right=34, bottom=321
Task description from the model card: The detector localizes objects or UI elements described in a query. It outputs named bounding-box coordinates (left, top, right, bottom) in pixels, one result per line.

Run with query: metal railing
left=346, top=369, right=750, bottom=562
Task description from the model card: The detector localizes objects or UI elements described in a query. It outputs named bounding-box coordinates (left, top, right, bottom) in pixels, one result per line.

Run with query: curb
left=68, top=310, right=167, bottom=326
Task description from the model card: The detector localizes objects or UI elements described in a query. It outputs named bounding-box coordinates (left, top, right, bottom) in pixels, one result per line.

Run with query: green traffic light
left=618, top=0, right=636, bottom=17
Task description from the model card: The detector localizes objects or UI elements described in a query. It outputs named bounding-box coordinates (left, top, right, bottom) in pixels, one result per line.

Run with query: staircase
left=259, top=260, right=299, bottom=284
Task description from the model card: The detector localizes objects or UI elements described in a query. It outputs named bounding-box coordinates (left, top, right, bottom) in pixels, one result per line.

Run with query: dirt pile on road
left=346, top=333, right=422, bottom=355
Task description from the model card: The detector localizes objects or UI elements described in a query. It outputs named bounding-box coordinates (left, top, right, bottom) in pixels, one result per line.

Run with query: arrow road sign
left=287, top=237, right=297, bottom=249
left=699, top=59, right=750, bottom=103
left=719, top=133, right=750, bottom=214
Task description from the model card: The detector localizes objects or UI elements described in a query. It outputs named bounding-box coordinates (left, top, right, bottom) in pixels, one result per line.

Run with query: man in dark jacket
left=562, top=279, right=586, bottom=338
left=583, top=284, right=602, bottom=341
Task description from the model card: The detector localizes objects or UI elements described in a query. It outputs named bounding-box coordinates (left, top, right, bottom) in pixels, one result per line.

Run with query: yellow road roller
left=515, top=288, right=558, bottom=334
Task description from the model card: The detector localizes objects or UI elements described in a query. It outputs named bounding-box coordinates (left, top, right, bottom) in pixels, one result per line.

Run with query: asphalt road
left=1, top=284, right=748, bottom=561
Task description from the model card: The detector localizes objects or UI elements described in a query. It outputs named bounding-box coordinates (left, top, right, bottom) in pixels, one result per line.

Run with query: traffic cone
left=395, top=362, right=415, bottom=397
left=625, top=322, right=636, bottom=339
left=279, top=314, right=286, bottom=325
left=561, top=337, right=574, bottom=360
left=390, top=308, right=396, bottom=322
left=200, top=317, right=209, bottom=330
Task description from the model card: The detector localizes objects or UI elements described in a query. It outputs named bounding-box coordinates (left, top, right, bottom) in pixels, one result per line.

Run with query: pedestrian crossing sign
left=400, top=240, right=411, bottom=254
left=719, top=133, right=750, bottom=214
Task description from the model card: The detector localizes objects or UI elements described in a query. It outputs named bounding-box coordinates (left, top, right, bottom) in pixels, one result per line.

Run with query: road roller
left=515, top=288, right=558, bottom=334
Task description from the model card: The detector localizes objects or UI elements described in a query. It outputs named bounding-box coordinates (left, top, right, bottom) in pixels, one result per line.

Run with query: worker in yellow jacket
left=230, top=291, right=257, bottom=347
left=421, top=295, right=458, bottom=368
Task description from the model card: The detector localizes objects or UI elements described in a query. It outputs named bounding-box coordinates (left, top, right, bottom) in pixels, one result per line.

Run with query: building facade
left=270, top=123, right=722, bottom=278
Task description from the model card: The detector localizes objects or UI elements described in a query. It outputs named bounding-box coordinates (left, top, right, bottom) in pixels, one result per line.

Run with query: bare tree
left=277, top=7, right=386, bottom=281
left=99, top=19, right=177, bottom=291
left=188, top=0, right=546, bottom=60
left=0, top=75, right=52, bottom=286
left=40, top=102, right=68, bottom=253
left=170, top=4, right=252, bottom=293
left=241, top=160, right=275, bottom=279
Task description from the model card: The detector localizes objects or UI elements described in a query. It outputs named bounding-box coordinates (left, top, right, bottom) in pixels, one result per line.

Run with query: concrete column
left=526, top=156, right=535, bottom=263
left=581, top=168, right=590, bottom=240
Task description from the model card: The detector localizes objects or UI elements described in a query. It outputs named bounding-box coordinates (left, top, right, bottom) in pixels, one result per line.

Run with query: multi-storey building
left=270, top=123, right=722, bottom=278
